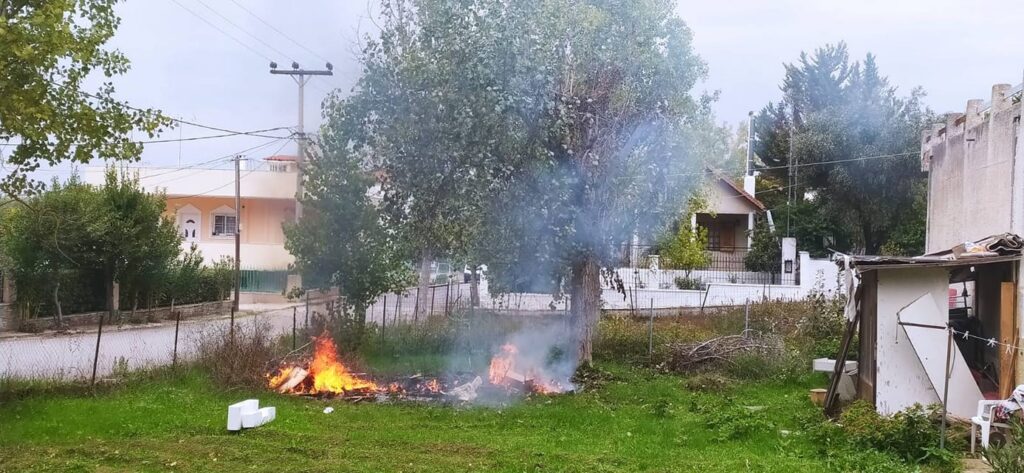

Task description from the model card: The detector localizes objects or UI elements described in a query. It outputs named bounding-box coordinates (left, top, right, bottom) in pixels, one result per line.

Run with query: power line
left=192, top=0, right=297, bottom=62
left=142, top=138, right=287, bottom=184
left=137, top=127, right=293, bottom=143
left=167, top=0, right=274, bottom=62
left=226, top=0, right=332, bottom=64
left=165, top=169, right=255, bottom=200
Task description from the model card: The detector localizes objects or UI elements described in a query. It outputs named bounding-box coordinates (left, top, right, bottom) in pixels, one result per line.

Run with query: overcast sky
left=79, top=0, right=1024, bottom=169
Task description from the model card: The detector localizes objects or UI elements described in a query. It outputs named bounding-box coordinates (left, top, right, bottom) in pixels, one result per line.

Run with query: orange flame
left=488, top=343, right=518, bottom=385
left=307, top=333, right=377, bottom=394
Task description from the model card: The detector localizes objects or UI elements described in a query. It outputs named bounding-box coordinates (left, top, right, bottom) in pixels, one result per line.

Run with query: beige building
left=83, top=156, right=299, bottom=270
left=694, top=170, right=766, bottom=251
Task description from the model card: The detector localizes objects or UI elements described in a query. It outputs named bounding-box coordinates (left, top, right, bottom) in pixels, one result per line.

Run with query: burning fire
left=268, top=332, right=376, bottom=395
left=269, top=335, right=571, bottom=400
left=487, top=343, right=572, bottom=395
left=488, top=344, right=518, bottom=385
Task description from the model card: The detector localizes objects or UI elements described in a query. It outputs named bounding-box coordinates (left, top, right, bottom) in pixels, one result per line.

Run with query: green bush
left=985, top=420, right=1024, bottom=473
left=673, top=276, right=706, bottom=290
left=807, top=401, right=960, bottom=471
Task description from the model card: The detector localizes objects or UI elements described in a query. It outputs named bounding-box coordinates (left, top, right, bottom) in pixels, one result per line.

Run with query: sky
left=47, top=0, right=1024, bottom=171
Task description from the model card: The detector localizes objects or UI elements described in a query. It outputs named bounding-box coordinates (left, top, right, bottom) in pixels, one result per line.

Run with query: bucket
left=810, top=388, right=827, bottom=406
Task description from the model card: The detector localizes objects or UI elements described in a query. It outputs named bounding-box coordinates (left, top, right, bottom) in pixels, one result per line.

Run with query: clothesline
left=949, top=328, right=1020, bottom=356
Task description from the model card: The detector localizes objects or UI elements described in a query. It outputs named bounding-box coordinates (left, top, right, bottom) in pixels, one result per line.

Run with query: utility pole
left=787, top=103, right=796, bottom=238
left=234, top=155, right=242, bottom=311
left=269, top=61, right=333, bottom=221
left=745, top=111, right=757, bottom=177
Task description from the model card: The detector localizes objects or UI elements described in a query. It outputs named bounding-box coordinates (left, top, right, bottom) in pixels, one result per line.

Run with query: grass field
left=0, top=363, right=849, bottom=473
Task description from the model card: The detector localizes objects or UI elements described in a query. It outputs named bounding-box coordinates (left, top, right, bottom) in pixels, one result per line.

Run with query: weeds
left=193, top=321, right=279, bottom=388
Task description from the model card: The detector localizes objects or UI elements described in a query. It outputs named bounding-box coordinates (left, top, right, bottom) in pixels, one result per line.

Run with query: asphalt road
left=0, top=303, right=317, bottom=381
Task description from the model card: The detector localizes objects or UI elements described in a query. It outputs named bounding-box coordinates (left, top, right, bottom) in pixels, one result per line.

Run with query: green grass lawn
left=0, top=363, right=852, bottom=473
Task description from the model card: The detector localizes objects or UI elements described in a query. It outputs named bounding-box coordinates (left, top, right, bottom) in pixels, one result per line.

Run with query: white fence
left=360, top=252, right=844, bottom=321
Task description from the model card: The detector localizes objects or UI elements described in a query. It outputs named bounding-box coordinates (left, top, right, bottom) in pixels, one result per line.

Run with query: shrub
left=704, top=404, right=774, bottom=440
left=827, top=401, right=959, bottom=471
left=985, top=420, right=1024, bottom=473
left=194, top=321, right=279, bottom=388
left=673, top=276, right=706, bottom=290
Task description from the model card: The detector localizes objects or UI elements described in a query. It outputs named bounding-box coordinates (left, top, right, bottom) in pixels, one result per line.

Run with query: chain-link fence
left=0, top=297, right=329, bottom=383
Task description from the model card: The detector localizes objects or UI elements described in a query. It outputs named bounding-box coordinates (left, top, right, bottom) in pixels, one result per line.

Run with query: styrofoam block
left=812, top=358, right=858, bottom=373
left=241, top=407, right=276, bottom=429
left=227, top=399, right=259, bottom=431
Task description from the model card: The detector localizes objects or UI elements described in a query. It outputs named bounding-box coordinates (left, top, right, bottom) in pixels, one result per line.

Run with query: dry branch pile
left=663, top=334, right=781, bottom=372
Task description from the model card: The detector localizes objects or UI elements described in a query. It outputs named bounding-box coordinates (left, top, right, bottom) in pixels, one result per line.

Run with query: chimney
left=743, top=174, right=756, bottom=196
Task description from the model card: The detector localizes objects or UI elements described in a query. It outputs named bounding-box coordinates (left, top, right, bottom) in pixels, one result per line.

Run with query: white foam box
left=227, top=399, right=259, bottom=431
left=812, top=358, right=858, bottom=373
left=241, top=407, right=276, bottom=429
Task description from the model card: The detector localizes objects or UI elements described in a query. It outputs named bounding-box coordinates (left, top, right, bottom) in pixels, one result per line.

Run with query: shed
left=828, top=234, right=1023, bottom=419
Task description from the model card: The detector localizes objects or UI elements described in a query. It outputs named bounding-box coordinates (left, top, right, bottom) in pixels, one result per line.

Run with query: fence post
left=381, top=294, right=388, bottom=345
left=445, top=278, right=451, bottom=317
left=229, top=306, right=236, bottom=343
left=91, top=313, right=104, bottom=385
left=743, top=299, right=750, bottom=337
left=305, top=291, right=310, bottom=327
left=292, top=306, right=297, bottom=351
left=396, top=293, right=402, bottom=323
left=429, top=286, right=436, bottom=318
left=700, top=284, right=713, bottom=314
left=648, top=298, right=654, bottom=357
left=172, top=306, right=182, bottom=368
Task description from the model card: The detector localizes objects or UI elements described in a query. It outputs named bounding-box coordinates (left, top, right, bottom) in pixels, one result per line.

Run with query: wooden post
left=648, top=298, right=654, bottom=357
left=999, top=282, right=1018, bottom=398
left=91, top=313, right=104, bottom=385
left=292, top=306, right=297, bottom=351
left=172, top=305, right=182, bottom=368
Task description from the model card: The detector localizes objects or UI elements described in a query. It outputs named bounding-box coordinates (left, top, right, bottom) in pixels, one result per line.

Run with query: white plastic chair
left=971, top=400, right=1010, bottom=453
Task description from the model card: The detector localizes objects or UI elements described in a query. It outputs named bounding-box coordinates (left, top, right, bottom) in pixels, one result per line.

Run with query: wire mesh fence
left=0, top=297, right=329, bottom=383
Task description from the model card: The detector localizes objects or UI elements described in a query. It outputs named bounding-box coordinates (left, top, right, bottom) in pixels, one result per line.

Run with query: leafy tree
left=331, top=0, right=709, bottom=362
left=285, top=126, right=412, bottom=344
left=0, top=0, right=169, bottom=198
left=752, top=43, right=929, bottom=255
left=92, top=169, right=180, bottom=320
left=475, top=0, right=710, bottom=363
left=0, top=177, right=102, bottom=324
left=328, top=0, right=517, bottom=314
left=660, top=200, right=711, bottom=277
left=0, top=171, right=180, bottom=323
left=744, top=216, right=780, bottom=274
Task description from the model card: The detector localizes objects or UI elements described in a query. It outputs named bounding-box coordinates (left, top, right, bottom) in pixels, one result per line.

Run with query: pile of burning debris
left=267, top=333, right=572, bottom=403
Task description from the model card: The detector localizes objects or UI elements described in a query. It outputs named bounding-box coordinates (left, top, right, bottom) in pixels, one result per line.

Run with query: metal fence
left=0, top=297, right=329, bottom=383
left=240, top=268, right=290, bottom=293
left=621, top=244, right=783, bottom=287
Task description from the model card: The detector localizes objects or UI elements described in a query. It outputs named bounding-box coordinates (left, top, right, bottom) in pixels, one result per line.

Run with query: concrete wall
left=922, top=84, right=1023, bottom=253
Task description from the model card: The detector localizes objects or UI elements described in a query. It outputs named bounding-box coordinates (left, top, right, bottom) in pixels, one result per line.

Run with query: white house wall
left=874, top=267, right=951, bottom=416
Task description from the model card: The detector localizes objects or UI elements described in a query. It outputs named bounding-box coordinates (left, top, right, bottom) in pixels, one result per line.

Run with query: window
left=705, top=224, right=722, bottom=250
left=213, top=214, right=237, bottom=236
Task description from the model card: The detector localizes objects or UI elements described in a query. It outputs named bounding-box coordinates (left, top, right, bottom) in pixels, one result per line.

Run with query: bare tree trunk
left=353, top=302, right=368, bottom=349
left=106, top=277, right=119, bottom=323
left=414, top=251, right=432, bottom=320
left=52, top=280, right=63, bottom=328
left=570, top=255, right=601, bottom=365
left=131, top=291, right=139, bottom=320
left=469, top=265, right=480, bottom=307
